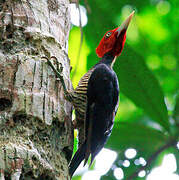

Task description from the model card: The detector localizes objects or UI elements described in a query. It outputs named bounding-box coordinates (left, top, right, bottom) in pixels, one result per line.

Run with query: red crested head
left=96, top=11, right=134, bottom=58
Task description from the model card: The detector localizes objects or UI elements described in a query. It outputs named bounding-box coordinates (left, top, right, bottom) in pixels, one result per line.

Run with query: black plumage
left=69, top=53, right=119, bottom=177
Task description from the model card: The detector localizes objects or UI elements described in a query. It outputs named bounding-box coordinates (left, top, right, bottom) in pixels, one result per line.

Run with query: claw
left=50, top=56, right=63, bottom=73
left=41, top=56, right=53, bottom=67
left=41, top=56, right=49, bottom=61
left=42, top=56, right=64, bottom=74
left=59, top=63, right=63, bottom=73
left=50, top=56, right=58, bottom=61
left=42, top=56, right=62, bottom=77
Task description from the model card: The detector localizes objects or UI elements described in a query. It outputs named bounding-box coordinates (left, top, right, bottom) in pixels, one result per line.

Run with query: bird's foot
left=42, top=56, right=63, bottom=77
left=42, top=56, right=72, bottom=102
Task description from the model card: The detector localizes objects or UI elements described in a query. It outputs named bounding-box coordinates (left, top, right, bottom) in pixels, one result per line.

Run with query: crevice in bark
left=0, top=98, right=12, bottom=111
left=43, top=91, right=46, bottom=121
left=12, top=55, right=20, bottom=86
left=63, top=146, right=73, bottom=163
left=13, top=112, right=27, bottom=124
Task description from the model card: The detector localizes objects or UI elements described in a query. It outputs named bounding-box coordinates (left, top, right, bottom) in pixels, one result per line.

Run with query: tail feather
left=90, top=138, right=108, bottom=166
left=69, top=141, right=87, bottom=177
left=90, top=146, right=100, bottom=167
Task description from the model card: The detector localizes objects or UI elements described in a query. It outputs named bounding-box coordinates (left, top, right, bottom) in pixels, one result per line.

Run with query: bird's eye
left=105, top=32, right=112, bottom=38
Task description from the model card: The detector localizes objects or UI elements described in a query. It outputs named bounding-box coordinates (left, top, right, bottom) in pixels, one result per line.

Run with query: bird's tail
left=69, top=141, right=87, bottom=177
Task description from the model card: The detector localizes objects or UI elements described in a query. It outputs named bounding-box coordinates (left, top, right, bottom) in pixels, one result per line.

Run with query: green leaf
left=114, top=46, right=169, bottom=131
left=72, top=175, right=81, bottom=180
left=173, top=94, right=179, bottom=124
left=72, top=134, right=78, bottom=155
left=173, top=148, right=179, bottom=174
left=101, top=170, right=115, bottom=180
left=106, top=122, right=168, bottom=158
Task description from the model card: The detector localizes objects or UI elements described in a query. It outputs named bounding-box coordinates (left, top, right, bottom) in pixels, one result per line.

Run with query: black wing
left=84, top=63, right=119, bottom=165
left=69, top=63, right=119, bottom=177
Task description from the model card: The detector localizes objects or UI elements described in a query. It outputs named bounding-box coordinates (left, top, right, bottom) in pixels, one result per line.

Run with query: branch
left=127, top=138, right=178, bottom=180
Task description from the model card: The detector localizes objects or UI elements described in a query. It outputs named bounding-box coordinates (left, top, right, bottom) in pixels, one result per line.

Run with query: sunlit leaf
left=72, top=175, right=81, bottom=180
left=72, top=130, right=78, bottom=155
left=137, top=9, right=170, bottom=42
left=68, top=27, right=90, bottom=88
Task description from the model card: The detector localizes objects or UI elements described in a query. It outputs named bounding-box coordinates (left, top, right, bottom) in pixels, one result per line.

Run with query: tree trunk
left=0, top=0, right=73, bottom=179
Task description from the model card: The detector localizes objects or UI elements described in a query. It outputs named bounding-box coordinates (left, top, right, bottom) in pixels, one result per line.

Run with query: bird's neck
left=100, top=52, right=117, bottom=68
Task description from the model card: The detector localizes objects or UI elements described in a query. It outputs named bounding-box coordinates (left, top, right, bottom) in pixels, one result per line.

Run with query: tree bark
left=0, top=0, right=73, bottom=179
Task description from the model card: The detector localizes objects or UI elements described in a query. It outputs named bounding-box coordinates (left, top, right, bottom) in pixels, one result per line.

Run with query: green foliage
left=106, top=122, right=168, bottom=157
left=114, top=47, right=169, bottom=131
left=69, top=0, right=179, bottom=179
left=173, top=94, right=179, bottom=124
left=72, top=175, right=81, bottom=180
left=173, top=149, right=179, bottom=174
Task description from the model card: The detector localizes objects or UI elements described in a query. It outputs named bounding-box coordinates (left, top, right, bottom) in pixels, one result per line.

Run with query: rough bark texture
left=0, top=0, right=73, bottom=179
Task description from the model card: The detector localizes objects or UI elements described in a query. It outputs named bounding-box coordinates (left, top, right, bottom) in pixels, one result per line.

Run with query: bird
left=68, top=11, right=134, bottom=177
left=45, top=10, right=134, bottom=178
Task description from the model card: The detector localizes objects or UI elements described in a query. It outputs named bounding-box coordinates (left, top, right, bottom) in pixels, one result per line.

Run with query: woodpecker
left=46, top=11, right=134, bottom=178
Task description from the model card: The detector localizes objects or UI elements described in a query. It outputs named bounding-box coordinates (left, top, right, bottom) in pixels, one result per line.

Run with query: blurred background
left=68, top=0, right=179, bottom=179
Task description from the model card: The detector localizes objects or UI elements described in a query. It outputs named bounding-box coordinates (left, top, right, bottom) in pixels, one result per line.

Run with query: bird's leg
left=42, top=56, right=72, bottom=102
